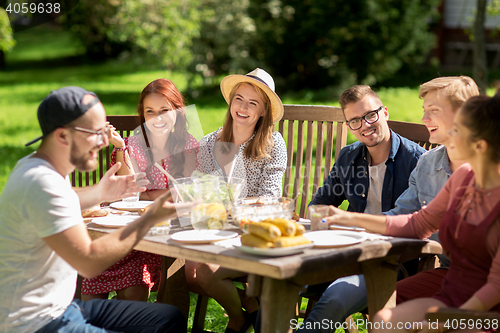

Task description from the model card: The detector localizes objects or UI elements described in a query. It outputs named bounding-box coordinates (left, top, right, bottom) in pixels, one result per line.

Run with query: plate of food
left=110, top=200, right=154, bottom=212
left=91, top=215, right=139, bottom=228
left=235, top=243, right=314, bottom=257
left=170, top=230, right=239, bottom=244
left=304, top=230, right=368, bottom=248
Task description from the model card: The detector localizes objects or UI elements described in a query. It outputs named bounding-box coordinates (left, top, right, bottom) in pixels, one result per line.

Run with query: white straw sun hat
left=220, top=68, right=284, bottom=124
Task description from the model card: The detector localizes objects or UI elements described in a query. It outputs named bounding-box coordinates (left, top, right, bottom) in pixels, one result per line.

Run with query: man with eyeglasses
left=309, top=85, right=426, bottom=213
left=0, top=87, right=194, bottom=332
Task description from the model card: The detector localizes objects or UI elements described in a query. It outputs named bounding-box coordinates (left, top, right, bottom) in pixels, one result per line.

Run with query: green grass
left=0, top=23, right=451, bottom=333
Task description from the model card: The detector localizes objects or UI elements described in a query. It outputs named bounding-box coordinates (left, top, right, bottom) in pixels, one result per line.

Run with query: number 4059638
left=444, top=318, right=498, bottom=330
left=6, top=2, right=60, bottom=14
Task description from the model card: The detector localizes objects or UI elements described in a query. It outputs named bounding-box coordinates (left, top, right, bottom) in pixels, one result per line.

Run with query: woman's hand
left=322, top=206, right=388, bottom=234
left=107, top=124, right=125, bottom=149
left=321, top=206, right=355, bottom=226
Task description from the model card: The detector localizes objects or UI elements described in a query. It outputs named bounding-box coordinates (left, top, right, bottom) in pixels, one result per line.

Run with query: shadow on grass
left=4, top=54, right=90, bottom=72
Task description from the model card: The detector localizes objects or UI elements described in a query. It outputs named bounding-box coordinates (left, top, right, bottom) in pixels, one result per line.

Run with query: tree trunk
left=473, top=0, right=488, bottom=93
left=0, top=50, right=4, bottom=70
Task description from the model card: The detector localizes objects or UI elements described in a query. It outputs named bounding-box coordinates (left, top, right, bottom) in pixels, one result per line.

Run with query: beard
left=364, top=138, right=384, bottom=148
left=70, top=141, right=99, bottom=172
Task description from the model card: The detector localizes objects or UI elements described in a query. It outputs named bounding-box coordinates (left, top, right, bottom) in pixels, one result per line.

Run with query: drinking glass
left=122, top=171, right=141, bottom=206
left=190, top=177, right=227, bottom=230
left=307, top=205, right=331, bottom=231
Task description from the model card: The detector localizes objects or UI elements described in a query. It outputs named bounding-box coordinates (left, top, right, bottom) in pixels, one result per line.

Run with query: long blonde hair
left=219, top=82, right=274, bottom=160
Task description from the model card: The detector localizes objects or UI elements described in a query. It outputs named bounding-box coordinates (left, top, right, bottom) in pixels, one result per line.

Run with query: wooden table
left=88, top=221, right=442, bottom=333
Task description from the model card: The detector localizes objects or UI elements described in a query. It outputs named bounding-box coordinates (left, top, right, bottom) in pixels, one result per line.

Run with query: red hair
left=137, top=79, right=189, bottom=178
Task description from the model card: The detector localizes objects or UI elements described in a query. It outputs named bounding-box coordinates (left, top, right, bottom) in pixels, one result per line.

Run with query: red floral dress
left=81, top=134, right=199, bottom=295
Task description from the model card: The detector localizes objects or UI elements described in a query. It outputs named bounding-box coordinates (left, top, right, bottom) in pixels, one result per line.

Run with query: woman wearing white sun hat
left=196, top=67, right=287, bottom=197
left=192, top=68, right=287, bottom=332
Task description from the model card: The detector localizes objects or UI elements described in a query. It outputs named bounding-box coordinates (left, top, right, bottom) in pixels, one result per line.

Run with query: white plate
left=329, top=224, right=365, bottom=232
left=304, top=230, right=368, bottom=248
left=236, top=243, right=314, bottom=257
left=91, top=215, right=139, bottom=228
left=110, top=201, right=154, bottom=212
left=170, top=230, right=239, bottom=244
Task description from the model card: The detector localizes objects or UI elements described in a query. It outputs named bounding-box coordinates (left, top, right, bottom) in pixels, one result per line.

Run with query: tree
left=248, top=0, right=441, bottom=91
left=0, top=7, right=15, bottom=69
left=64, top=0, right=204, bottom=67
left=188, top=0, right=260, bottom=86
left=473, top=0, right=488, bottom=93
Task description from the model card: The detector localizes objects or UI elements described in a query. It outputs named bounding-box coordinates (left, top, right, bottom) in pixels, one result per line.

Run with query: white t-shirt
left=364, top=159, right=387, bottom=215
left=0, top=154, right=81, bottom=333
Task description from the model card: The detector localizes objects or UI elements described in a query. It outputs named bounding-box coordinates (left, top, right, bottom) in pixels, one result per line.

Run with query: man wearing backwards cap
left=0, top=86, right=194, bottom=333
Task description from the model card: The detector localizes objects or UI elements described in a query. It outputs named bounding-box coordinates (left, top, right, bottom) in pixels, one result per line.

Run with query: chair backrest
left=71, top=115, right=140, bottom=187
left=388, top=120, right=438, bottom=150
left=278, top=104, right=347, bottom=218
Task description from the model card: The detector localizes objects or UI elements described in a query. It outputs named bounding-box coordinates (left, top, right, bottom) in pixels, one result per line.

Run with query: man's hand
left=142, top=190, right=199, bottom=226
left=97, top=163, right=149, bottom=203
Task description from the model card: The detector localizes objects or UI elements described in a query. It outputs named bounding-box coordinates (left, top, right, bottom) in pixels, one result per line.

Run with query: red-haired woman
left=81, top=79, right=199, bottom=301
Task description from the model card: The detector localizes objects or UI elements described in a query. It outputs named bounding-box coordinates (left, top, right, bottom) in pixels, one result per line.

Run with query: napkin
left=214, top=237, right=242, bottom=248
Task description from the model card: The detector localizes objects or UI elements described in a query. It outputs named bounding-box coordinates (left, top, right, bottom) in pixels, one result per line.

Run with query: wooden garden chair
left=278, top=104, right=348, bottom=218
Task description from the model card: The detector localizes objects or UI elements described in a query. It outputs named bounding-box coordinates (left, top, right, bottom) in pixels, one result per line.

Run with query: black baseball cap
left=25, top=86, right=100, bottom=146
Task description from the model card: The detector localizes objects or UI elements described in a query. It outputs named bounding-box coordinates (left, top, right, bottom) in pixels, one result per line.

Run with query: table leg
left=260, top=277, right=303, bottom=333
left=361, top=256, right=398, bottom=319
left=157, top=256, right=190, bottom=319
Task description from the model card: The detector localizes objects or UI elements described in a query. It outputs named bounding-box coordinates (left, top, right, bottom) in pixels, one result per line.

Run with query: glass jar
left=190, top=177, right=227, bottom=230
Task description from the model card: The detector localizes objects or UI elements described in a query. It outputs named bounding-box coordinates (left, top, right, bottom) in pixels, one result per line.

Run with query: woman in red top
left=323, top=93, right=500, bottom=332
left=81, top=79, right=199, bottom=301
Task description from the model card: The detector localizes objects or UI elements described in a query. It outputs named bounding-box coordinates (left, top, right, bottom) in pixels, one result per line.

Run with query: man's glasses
left=71, top=126, right=110, bottom=146
left=346, top=106, right=383, bottom=131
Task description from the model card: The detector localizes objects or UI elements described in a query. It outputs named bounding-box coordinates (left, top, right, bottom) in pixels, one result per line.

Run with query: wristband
left=115, top=146, right=127, bottom=151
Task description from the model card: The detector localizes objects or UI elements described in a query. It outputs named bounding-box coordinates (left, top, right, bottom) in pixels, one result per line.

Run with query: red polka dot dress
left=81, top=135, right=199, bottom=295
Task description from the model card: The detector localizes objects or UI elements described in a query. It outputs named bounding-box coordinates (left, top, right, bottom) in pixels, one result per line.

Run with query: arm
left=75, top=163, right=148, bottom=210
left=324, top=177, right=451, bottom=237
left=44, top=192, right=196, bottom=278
left=323, top=206, right=388, bottom=234
left=108, top=125, right=134, bottom=176
left=257, top=133, right=287, bottom=197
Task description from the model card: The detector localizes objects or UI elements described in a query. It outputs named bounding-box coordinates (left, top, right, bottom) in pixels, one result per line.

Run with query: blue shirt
left=384, top=145, right=452, bottom=268
left=310, top=130, right=426, bottom=213
left=385, top=145, right=451, bottom=216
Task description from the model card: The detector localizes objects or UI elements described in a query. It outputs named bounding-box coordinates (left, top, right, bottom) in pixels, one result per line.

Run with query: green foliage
left=64, top=0, right=203, bottom=67
left=0, top=7, right=15, bottom=52
left=188, top=0, right=260, bottom=86
left=248, top=0, right=441, bottom=90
